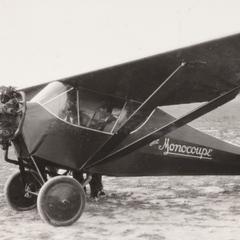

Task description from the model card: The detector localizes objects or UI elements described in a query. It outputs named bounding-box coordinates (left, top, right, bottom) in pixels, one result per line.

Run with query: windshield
left=31, top=81, right=70, bottom=104
left=32, top=81, right=140, bottom=133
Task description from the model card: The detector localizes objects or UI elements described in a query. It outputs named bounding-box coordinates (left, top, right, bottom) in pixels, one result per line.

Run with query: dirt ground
left=1, top=102, right=240, bottom=240
left=1, top=162, right=240, bottom=240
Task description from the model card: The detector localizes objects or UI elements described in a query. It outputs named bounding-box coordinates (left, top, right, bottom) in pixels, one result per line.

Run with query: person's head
left=112, top=107, right=121, bottom=117
left=99, top=105, right=107, bottom=112
left=99, top=101, right=113, bottom=113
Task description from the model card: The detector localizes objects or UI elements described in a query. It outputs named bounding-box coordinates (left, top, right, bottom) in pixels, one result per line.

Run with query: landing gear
left=4, top=170, right=41, bottom=211
left=4, top=164, right=87, bottom=226
left=37, top=176, right=85, bottom=226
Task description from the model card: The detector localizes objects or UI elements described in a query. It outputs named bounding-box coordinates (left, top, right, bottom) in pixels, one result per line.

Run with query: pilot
left=79, top=110, right=90, bottom=127
left=64, top=101, right=77, bottom=124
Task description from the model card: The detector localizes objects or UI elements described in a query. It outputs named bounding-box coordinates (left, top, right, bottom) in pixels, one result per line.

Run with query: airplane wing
left=21, top=33, right=240, bottom=106
left=62, top=33, right=240, bottom=105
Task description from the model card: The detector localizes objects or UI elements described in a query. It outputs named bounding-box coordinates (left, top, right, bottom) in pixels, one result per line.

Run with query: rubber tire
left=37, top=176, right=85, bottom=226
left=4, top=170, right=41, bottom=211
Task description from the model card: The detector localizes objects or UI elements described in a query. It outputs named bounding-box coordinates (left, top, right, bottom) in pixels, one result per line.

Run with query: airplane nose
left=0, top=87, right=26, bottom=149
left=0, top=112, right=17, bottom=149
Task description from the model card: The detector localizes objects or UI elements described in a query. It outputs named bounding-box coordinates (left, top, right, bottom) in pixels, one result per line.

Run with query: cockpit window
left=32, top=81, right=140, bottom=133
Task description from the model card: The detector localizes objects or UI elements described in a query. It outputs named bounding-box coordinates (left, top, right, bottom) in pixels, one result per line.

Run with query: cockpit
left=31, top=81, right=139, bottom=133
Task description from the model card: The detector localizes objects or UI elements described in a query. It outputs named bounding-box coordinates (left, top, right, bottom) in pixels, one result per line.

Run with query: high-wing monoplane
left=1, top=33, right=240, bottom=226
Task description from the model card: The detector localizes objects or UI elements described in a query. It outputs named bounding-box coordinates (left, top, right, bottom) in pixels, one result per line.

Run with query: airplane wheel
left=37, top=176, right=85, bottom=226
left=4, top=170, right=42, bottom=211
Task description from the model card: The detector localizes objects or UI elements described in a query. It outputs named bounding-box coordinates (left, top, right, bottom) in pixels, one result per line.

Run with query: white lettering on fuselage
left=149, top=138, right=213, bottom=160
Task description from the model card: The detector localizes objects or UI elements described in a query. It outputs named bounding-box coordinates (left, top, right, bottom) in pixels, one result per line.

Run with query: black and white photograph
left=1, top=0, right=240, bottom=239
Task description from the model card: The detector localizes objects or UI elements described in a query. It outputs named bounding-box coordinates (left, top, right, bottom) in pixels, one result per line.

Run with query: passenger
left=102, top=107, right=122, bottom=132
left=90, top=104, right=116, bottom=131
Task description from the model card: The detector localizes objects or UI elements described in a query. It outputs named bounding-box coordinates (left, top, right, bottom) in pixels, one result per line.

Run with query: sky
left=1, top=0, right=240, bottom=88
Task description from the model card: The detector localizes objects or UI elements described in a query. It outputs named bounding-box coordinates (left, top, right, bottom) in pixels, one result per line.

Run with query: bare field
left=1, top=101, right=240, bottom=240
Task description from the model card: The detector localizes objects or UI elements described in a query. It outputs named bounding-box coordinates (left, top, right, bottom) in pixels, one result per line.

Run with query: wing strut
left=87, top=84, right=240, bottom=168
left=80, top=61, right=187, bottom=169
left=121, top=61, right=186, bottom=132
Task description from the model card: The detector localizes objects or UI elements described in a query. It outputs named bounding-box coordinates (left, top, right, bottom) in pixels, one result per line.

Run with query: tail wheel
left=4, top=170, right=42, bottom=211
left=37, top=176, right=85, bottom=226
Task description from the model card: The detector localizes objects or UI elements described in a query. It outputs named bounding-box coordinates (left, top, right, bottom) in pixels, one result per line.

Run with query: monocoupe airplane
left=1, top=33, right=240, bottom=226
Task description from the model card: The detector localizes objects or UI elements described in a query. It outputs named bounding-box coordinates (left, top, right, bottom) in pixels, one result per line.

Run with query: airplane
left=1, top=33, right=240, bottom=226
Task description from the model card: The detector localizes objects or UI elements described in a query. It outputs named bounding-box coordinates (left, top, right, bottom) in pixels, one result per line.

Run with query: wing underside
left=21, top=33, right=240, bottom=106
